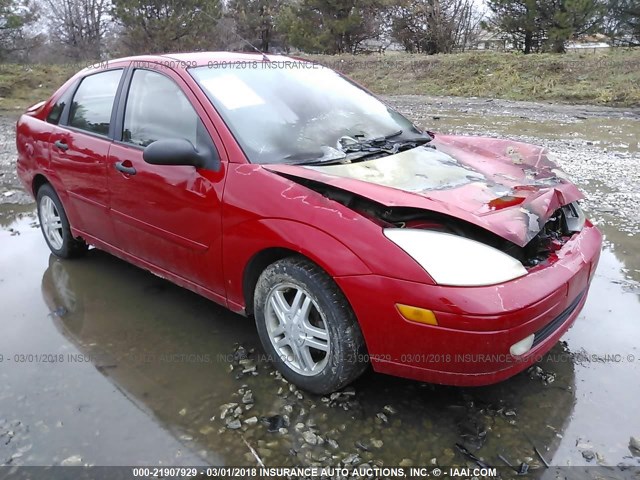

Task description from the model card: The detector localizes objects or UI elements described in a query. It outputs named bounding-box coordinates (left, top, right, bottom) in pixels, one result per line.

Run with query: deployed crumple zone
left=265, top=134, right=583, bottom=251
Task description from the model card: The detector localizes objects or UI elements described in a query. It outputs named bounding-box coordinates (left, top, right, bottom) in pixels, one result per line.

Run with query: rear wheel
left=36, top=184, right=87, bottom=259
left=254, top=257, right=368, bottom=394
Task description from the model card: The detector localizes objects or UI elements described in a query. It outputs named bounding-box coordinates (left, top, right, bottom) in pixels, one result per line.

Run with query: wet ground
left=1, top=97, right=640, bottom=478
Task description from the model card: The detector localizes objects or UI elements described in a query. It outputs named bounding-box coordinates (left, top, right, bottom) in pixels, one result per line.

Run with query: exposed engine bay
left=291, top=176, right=583, bottom=268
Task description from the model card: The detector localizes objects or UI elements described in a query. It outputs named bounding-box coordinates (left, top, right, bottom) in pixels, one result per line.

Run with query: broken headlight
left=384, top=229, right=528, bottom=286
left=562, top=201, right=586, bottom=233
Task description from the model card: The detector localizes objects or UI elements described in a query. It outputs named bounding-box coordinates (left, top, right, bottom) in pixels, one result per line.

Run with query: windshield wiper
left=378, top=129, right=433, bottom=144
left=285, top=146, right=347, bottom=166
left=391, top=135, right=433, bottom=148
left=339, top=131, right=431, bottom=153
left=294, top=131, right=433, bottom=166
left=298, top=157, right=350, bottom=166
left=333, top=132, right=433, bottom=162
left=338, top=130, right=401, bottom=153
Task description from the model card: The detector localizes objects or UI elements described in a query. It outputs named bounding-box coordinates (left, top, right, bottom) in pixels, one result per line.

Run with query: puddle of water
left=2, top=211, right=640, bottom=474
left=0, top=203, right=34, bottom=229
left=555, top=231, right=640, bottom=467
left=0, top=216, right=211, bottom=467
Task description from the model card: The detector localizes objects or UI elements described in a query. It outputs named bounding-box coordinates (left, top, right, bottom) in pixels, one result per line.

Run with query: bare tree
left=0, top=0, right=40, bottom=60
left=45, top=0, right=111, bottom=61
left=452, top=0, right=485, bottom=51
left=390, top=0, right=484, bottom=54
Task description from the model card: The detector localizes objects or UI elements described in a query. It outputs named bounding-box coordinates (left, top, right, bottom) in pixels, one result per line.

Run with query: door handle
left=54, top=140, right=69, bottom=151
left=115, top=161, right=137, bottom=175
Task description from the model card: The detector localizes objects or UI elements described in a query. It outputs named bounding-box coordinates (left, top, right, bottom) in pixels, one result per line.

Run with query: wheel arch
left=250, top=254, right=369, bottom=393
left=32, top=172, right=84, bottom=239
left=32, top=173, right=50, bottom=196
left=243, top=247, right=299, bottom=316
left=226, top=218, right=371, bottom=316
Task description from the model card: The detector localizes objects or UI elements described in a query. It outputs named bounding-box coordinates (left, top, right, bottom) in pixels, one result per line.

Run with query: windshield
left=189, top=62, right=426, bottom=165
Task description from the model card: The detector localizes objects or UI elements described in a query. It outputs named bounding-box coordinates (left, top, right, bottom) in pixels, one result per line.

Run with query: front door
left=108, top=68, right=226, bottom=294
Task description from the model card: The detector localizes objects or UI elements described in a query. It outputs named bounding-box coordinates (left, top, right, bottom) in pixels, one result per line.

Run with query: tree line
left=0, top=0, right=638, bottom=61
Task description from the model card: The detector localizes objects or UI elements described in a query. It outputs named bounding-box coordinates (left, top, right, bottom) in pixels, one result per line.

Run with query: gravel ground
left=0, top=115, right=31, bottom=208
left=1, top=98, right=639, bottom=474
left=387, top=95, right=640, bottom=121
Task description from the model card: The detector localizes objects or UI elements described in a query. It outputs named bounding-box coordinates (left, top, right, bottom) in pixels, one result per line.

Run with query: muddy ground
left=1, top=97, right=639, bottom=478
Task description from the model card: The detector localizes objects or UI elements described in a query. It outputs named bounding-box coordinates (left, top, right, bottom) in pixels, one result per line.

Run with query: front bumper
left=335, top=223, right=602, bottom=386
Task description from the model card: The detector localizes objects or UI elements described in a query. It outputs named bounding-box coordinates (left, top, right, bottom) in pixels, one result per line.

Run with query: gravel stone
left=226, top=419, right=242, bottom=430
left=303, top=431, right=318, bottom=445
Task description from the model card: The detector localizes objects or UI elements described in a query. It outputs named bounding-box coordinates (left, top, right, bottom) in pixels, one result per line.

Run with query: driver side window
left=123, top=69, right=199, bottom=147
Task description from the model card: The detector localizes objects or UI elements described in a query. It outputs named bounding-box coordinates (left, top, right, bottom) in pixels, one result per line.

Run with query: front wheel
left=36, top=184, right=87, bottom=259
left=254, top=257, right=368, bottom=394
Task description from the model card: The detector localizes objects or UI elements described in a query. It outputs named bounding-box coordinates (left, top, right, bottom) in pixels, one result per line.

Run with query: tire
left=254, top=257, right=368, bottom=394
left=36, top=183, right=88, bottom=259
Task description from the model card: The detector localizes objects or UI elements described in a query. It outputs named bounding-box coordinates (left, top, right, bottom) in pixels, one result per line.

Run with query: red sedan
left=16, top=52, right=602, bottom=394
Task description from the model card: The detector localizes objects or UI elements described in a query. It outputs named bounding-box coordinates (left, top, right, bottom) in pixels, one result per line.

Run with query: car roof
left=63, top=51, right=317, bottom=106
left=102, top=51, right=306, bottom=67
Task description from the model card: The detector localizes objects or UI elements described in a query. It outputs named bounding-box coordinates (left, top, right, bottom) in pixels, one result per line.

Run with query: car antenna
left=199, top=10, right=271, bottom=62
left=232, top=31, right=271, bottom=62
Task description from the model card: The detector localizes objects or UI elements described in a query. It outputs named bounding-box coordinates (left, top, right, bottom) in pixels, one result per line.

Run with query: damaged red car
left=16, top=53, right=602, bottom=394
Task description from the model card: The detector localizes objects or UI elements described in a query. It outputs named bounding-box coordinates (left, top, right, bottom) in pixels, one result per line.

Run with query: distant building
left=566, top=34, right=611, bottom=52
left=359, top=38, right=405, bottom=53
left=473, top=29, right=509, bottom=51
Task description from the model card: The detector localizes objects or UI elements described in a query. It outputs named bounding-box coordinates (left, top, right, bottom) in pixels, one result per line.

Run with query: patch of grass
left=0, top=64, right=76, bottom=112
left=1, top=50, right=639, bottom=111
left=307, top=49, right=640, bottom=107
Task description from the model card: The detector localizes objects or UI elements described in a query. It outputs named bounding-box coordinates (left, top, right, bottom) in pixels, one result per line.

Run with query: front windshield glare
left=190, top=62, right=423, bottom=165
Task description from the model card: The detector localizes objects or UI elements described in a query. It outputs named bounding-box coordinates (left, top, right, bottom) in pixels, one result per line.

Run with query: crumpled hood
left=264, top=134, right=583, bottom=247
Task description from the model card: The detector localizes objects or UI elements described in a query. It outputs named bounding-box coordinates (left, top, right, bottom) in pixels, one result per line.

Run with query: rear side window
left=68, top=69, right=123, bottom=136
left=46, top=100, right=65, bottom=124
left=122, top=69, right=199, bottom=147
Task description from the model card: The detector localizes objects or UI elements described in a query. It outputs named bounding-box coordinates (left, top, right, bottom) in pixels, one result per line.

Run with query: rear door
left=48, top=68, right=125, bottom=245
left=107, top=67, right=227, bottom=294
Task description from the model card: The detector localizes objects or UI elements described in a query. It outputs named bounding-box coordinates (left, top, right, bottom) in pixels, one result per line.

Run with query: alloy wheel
left=264, top=282, right=330, bottom=376
left=40, top=195, right=64, bottom=250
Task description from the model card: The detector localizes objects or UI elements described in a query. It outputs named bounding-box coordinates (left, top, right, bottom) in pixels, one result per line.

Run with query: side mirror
left=143, top=138, right=220, bottom=171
